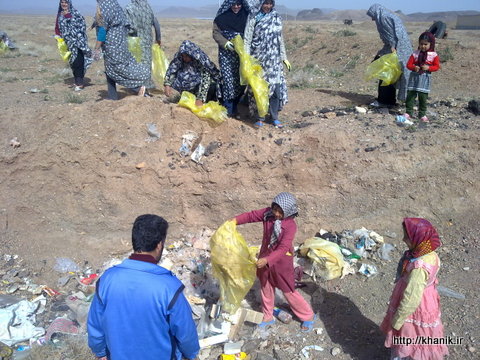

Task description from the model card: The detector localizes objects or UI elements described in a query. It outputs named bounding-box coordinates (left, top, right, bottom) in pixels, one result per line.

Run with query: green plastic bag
left=151, top=44, right=169, bottom=86
left=210, top=220, right=257, bottom=314
left=299, top=237, right=345, bottom=281
left=365, top=52, right=402, bottom=86
left=56, top=37, right=71, bottom=62
left=127, top=36, right=142, bottom=62
left=178, top=91, right=227, bottom=126
left=231, top=35, right=269, bottom=117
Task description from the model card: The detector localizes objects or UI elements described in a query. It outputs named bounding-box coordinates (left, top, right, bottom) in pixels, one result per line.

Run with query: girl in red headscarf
left=380, top=218, right=449, bottom=360
left=404, top=32, right=441, bottom=123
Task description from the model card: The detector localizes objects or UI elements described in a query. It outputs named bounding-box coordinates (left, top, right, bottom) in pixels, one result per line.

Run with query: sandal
left=258, top=318, right=275, bottom=329
left=300, top=314, right=317, bottom=333
left=254, top=120, right=264, bottom=129
left=272, top=120, right=284, bottom=128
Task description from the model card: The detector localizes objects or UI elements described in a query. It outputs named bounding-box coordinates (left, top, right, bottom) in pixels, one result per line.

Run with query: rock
left=364, top=146, right=377, bottom=152
left=135, top=162, right=146, bottom=169
left=331, top=347, right=341, bottom=356
left=468, top=346, right=476, bottom=353
left=324, top=112, right=337, bottom=119
left=355, top=106, right=367, bottom=114
left=274, top=138, right=284, bottom=146
left=467, top=100, right=480, bottom=115
left=302, top=110, right=315, bottom=117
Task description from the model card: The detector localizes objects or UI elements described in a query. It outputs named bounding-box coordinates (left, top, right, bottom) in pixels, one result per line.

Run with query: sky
left=0, top=0, right=479, bottom=14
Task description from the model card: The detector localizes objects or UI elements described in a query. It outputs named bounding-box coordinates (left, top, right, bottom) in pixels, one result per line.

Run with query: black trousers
left=71, top=49, right=85, bottom=86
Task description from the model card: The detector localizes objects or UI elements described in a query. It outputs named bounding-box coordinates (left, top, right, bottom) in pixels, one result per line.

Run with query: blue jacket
left=87, top=259, right=200, bottom=360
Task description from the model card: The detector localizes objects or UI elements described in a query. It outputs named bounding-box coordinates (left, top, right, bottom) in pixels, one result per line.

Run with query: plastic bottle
left=437, top=285, right=465, bottom=300
left=273, top=307, right=292, bottom=323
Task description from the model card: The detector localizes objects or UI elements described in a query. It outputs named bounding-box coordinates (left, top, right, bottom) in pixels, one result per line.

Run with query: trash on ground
left=179, top=131, right=198, bottom=156
left=146, top=123, right=160, bottom=141
left=10, top=137, right=21, bottom=148
left=395, top=115, right=414, bottom=126
left=437, top=285, right=465, bottom=300
left=191, top=144, right=206, bottom=164
left=0, top=299, right=45, bottom=346
left=53, top=257, right=80, bottom=273
left=376, top=243, right=395, bottom=261
left=301, top=345, right=324, bottom=359
left=299, top=238, right=344, bottom=281
left=358, top=263, right=378, bottom=278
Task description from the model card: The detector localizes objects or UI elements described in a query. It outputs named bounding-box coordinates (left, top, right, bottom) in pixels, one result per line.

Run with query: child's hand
left=421, top=64, right=429, bottom=71
left=256, top=258, right=268, bottom=268
left=414, top=66, right=420, bottom=72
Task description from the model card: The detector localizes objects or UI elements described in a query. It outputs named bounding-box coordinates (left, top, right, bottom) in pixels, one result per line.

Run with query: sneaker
left=420, top=116, right=429, bottom=123
left=370, top=100, right=381, bottom=107
left=74, top=86, right=84, bottom=92
left=403, top=113, right=411, bottom=120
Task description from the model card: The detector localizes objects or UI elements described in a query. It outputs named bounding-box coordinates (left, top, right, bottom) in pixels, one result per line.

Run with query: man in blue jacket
left=87, top=214, right=200, bottom=360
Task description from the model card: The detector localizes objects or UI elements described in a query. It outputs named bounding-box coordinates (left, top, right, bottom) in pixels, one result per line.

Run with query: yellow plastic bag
left=178, top=91, right=227, bottom=126
left=127, top=36, right=142, bottom=62
left=151, top=44, right=169, bottom=86
left=56, top=37, right=71, bottom=62
left=231, top=35, right=269, bottom=117
left=0, top=41, right=8, bottom=55
left=299, top=238, right=345, bottom=281
left=210, top=220, right=257, bottom=314
left=365, top=52, right=402, bottom=86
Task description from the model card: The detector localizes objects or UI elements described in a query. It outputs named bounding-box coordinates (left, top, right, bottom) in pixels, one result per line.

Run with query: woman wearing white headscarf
left=55, top=0, right=92, bottom=91
left=244, top=0, right=290, bottom=128
left=93, top=0, right=150, bottom=100
left=367, top=3, right=413, bottom=106
left=125, top=0, right=162, bottom=89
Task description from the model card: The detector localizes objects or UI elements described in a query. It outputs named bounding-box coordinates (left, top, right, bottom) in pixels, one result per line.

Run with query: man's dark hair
left=132, top=214, right=168, bottom=252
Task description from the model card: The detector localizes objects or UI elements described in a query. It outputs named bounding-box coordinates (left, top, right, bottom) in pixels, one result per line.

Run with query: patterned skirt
left=407, top=72, right=432, bottom=94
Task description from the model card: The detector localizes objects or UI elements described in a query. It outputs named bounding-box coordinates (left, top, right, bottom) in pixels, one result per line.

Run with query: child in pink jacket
left=234, top=192, right=315, bottom=331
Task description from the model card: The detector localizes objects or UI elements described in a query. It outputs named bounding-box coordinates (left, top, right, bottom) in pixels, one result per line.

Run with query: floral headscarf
left=397, top=217, right=441, bottom=279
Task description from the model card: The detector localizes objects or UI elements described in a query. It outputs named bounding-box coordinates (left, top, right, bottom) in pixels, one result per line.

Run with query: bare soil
left=0, top=16, right=479, bottom=359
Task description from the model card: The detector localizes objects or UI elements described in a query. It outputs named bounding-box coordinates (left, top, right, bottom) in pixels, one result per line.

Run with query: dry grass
left=28, top=335, right=97, bottom=360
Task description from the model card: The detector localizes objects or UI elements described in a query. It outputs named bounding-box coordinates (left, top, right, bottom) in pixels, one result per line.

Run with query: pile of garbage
left=0, top=223, right=466, bottom=359
left=297, top=227, right=396, bottom=281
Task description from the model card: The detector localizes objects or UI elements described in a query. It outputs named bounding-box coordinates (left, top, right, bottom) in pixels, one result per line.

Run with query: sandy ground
left=0, top=15, right=479, bottom=359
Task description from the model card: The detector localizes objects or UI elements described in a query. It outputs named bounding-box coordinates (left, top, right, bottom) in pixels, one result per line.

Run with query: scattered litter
left=135, top=162, right=146, bottom=169
left=299, top=238, right=344, bottom=281
left=301, top=345, right=324, bottom=358
left=79, top=273, right=99, bottom=285
left=179, top=132, right=198, bottom=156
left=29, top=88, right=40, bottom=93
left=44, top=317, right=79, bottom=341
left=224, top=340, right=244, bottom=354
left=219, top=353, right=247, bottom=360
left=358, top=263, right=378, bottom=277
left=331, top=347, right=341, bottom=356
left=462, top=267, right=470, bottom=271
left=10, top=137, right=20, bottom=148
left=0, top=299, right=45, bottom=346
left=437, top=285, right=465, bottom=300
left=395, top=115, right=414, bottom=126
left=377, top=243, right=395, bottom=261
left=53, top=257, right=80, bottom=273
left=146, top=123, right=160, bottom=141
left=191, top=144, right=206, bottom=164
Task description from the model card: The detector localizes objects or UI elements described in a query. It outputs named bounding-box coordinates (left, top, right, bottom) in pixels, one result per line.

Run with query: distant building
left=456, top=15, right=480, bottom=29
